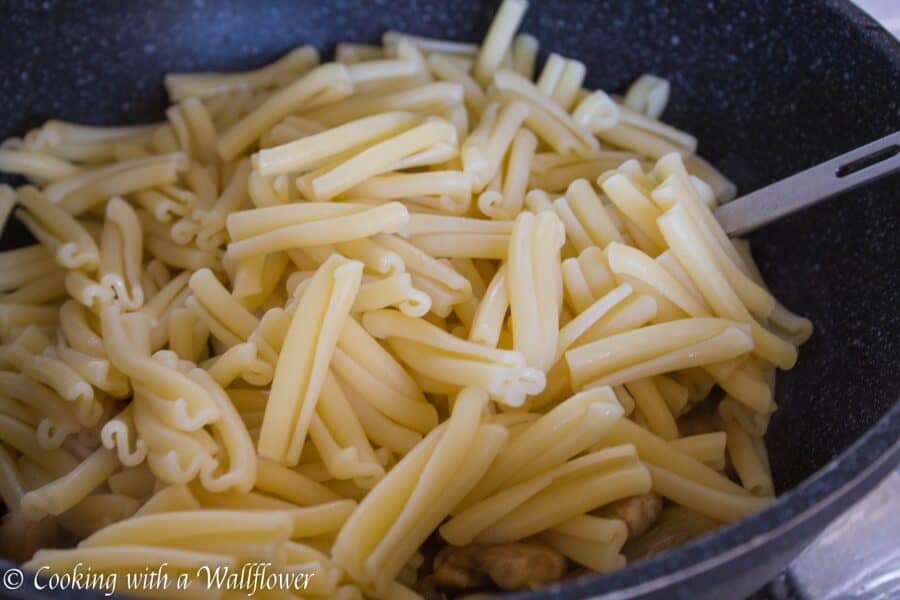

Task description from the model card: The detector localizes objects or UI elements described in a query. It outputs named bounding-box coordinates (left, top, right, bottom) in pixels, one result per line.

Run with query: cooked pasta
left=0, top=1, right=811, bottom=597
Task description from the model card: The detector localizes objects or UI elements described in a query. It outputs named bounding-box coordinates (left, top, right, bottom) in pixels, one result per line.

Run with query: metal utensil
left=715, top=130, right=900, bottom=236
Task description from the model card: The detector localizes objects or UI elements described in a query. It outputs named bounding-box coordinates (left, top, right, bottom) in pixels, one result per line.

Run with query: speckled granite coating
left=0, top=1, right=898, bottom=599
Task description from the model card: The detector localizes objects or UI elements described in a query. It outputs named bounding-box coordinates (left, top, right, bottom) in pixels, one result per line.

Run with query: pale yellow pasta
left=0, top=149, right=81, bottom=184
left=387, top=337, right=542, bottom=407
left=188, top=266, right=259, bottom=337
left=383, top=31, right=477, bottom=57
left=510, top=33, right=538, bottom=78
left=624, top=74, right=670, bottom=119
left=98, top=196, right=145, bottom=309
left=99, top=405, right=147, bottom=468
left=52, top=153, right=188, bottom=216
left=537, top=53, right=586, bottom=111
left=653, top=155, right=774, bottom=299
left=195, top=159, right=252, bottom=250
left=493, top=68, right=599, bottom=156
left=343, top=169, right=473, bottom=213
left=2, top=324, right=52, bottom=370
left=508, top=210, right=564, bottom=372
left=0, top=269, right=65, bottom=305
left=0, top=441, right=26, bottom=508
left=312, top=372, right=385, bottom=485
left=625, top=378, right=679, bottom=441
left=473, top=0, right=528, bottom=85
left=0, top=371, right=81, bottom=450
left=0, top=245, right=57, bottom=291
left=227, top=202, right=368, bottom=241
left=540, top=515, right=628, bottom=572
left=133, top=485, right=197, bottom=517
left=530, top=152, right=638, bottom=193
left=145, top=234, right=223, bottom=272
left=166, top=46, right=319, bottom=100
left=658, top=202, right=796, bottom=369
left=480, top=127, right=537, bottom=219
left=350, top=273, right=431, bottom=317
left=333, top=388, right=494, bottom=593
left=0, top=414, right=78, bottom=476
left=604, top=418, right=749, bottom=497
left=670, top=432, right=728, bottom=471
left=556, top=179, right=627, bottom=252
left=443, top=445, right=649, bottom=545
left=556, top=283, right=633, bottom=359
left=0, top=304, right=59, bottom=343
left=22, top=120, right=157, bottom=164
left=167, top=97, right=217, bottom=163
left=25, top=545, right=235, bottom=581
left=607, top=241, right=710, bottom=318
left=463, top=101, right=530, bottom=192
left=106, top=464, right=155, bottom=499
left=217, top=63, right=353, bottom=160
left=191, top=489, right=356, bottom=539
left=15, top=185, right=100, bottom=270
left=567, top=317, right=753, bottom=389
left=303, top=81, right=463, bottom=128
left=684, top=153, right=737, bottom=203
left=258, top=255, right=362, bottom=465
left=461, top=387, right=622, bottom=507
left=647, top=464, right=770, bottom=523
left=372, top=233, right=472, bottom=316
left=426, top=54, right=488, bottom=116
left=101, top=305, right=219, bottom=424
left=469, top=265, right=509, bottom=347
left=332, top=318, right=437, bottom=434
left=255, top=111, right=420, bottom=176
left=336, top=43, right=385, bottom=64
left=133, top=399, right=216, bottom=485
left=0, top=393, right=37, bottom=427
left=226, top=202, right=409, bottom=260
left=256, top=458, right=341, bottom=507
left=305, top=119, right=457, bottom=201
left=654, top=374, right=689, bottom=417
left=601, top=172, right=665, bottom=253
left=560, top=247, right=616, bottom=313
left=20, top=446, right=118, bottom=519
left=22, top=351, right=102, bottom=426
left=341, top=382, right=422, bottom=456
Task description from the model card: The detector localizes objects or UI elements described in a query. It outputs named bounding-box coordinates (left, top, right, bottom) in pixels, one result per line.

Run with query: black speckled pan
left=1, top=1, right=898, bottom=598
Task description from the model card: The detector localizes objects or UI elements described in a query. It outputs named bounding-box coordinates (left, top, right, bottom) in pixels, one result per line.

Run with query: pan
left=0, top=1, right=898, bottom=598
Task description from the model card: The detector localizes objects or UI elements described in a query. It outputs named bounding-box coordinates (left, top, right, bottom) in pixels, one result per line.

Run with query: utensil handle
left=714, top=130, right=900, bottom=236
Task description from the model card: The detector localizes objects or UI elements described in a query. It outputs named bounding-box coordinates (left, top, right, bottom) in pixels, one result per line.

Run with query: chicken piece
left=433, top=545, right=490, bottom=590
left=477, top=541, right=566, bottom=591
left=433, top=541, right=567, bottom=592
left=599, top=493, right=663, bottom=539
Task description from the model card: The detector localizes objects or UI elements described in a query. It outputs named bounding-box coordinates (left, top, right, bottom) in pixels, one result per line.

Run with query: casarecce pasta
left=0, top=0, right=811, bottom=597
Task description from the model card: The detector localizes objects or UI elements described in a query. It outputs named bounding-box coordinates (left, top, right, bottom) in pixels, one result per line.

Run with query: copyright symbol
left=2, top=568, right=24, bottom=590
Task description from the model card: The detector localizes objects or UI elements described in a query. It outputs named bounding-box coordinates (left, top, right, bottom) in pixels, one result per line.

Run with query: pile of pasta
left=0, top=0, right=813, bottom=598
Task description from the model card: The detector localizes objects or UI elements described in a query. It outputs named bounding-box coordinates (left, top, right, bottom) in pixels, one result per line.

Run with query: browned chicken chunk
left=433, top=541, right=566, bottom=592
left=433, top=545, right=490, bottom=589
left=599, top=493, right=663, bottom=539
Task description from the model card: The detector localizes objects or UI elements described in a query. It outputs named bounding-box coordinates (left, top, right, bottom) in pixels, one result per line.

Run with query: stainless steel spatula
left=714, top=130, right=900, bottom=236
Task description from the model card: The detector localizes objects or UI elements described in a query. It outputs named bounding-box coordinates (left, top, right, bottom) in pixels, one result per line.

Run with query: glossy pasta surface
left=0, top=1, right=811, bottom=597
